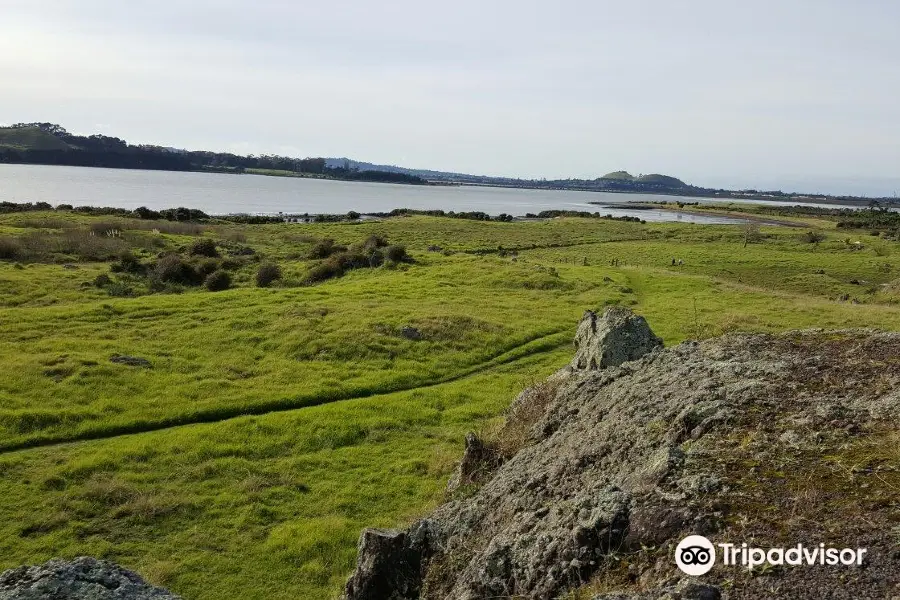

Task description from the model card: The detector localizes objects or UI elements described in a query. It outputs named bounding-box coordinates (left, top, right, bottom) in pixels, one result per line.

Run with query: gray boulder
left=343, top=521, right=435, bottom=600
left=0, top=557, right=180, bottom=600
left=570, top=307, right=662, bottom=371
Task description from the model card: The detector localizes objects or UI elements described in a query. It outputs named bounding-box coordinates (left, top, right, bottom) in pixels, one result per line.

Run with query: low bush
left=17, top=218, right=73, bottom=230
left=0, top=237, right=20, bottom=260
left=93, top=273, right=112, bottom=288
left=112, top=251, right=145, bottom=274
left=189, top=238, right=219, bottom=258
left=385, top=245, right=410, bottom=263
left=256, top=263, right=282, bottom=287
left=15, top=230, right=127, bottom=261
left=197, top=259, right=221, bottom=277
left=359, top=235, right=388, bottom=251
left=308, top=238, right=346, bottom=259
left=89, top=221, right=124, bottom=237
left=60, top=231, right=128, bottom=261
left=803, top=230, right=826, bottom=244
left=304, top=261, right=343, bottom=284
left=220, top=257, right=246, bottom=271
left=204, top=270, right=231, bottom=292
left=106, top=283, right=133, bottom=297
left=152, top=255, right=201, bottom=286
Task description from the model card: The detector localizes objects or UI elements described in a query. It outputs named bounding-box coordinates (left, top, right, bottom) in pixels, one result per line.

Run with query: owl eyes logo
left=675, top=535, right=716, bottom=575
left=680, top=546, right=712, bottom=565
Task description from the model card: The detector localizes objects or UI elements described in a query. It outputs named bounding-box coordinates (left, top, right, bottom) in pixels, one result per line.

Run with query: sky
left=2, top=0, right=899, bottom=195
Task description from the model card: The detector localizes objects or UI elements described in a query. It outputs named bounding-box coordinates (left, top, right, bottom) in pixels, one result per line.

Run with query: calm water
left=0, top=164, right=857, bottom=224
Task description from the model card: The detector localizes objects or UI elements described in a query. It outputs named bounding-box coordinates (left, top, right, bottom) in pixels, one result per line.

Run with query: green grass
left=1, top=210, right=899, bottom=599
left=0, top=350, right=567, bottom=600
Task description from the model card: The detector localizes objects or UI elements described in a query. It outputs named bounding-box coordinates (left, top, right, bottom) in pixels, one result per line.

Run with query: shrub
left=189, top=238, right=219, bottom=257
left=221, top=257, right=246, bottom=271
left=803, top=230, right=826, bottom=244
left=256, top=263, right=282, bottom=287
left=304, top=261, right=343, bottom=284
left=361, top=235, right=387, bottom=250
left=93, top=273, right=112, bottom=288
left=21, top=230, right=126, bottom=261
left=308, top=238, right=346, bottom=259
left=365, top=249, right=385, bottom=267
left=152, top=255, right=201, bottom=286
left=18, top=218, right=73, bottom=229
left=330, top=251, right=371, bottom=270
left=114, top=251, right=144, bottom=274
left=197, top=258, right=220, bottom=277
left=347, top=211, right=361, bottom=220
left=106, top=283, right=133, bottom=297
left=385, top=245, right=410, bottom=263
left=0, top=237, right=20, bottom=260
left=89, top=221, right=123, bottom=237
left=205, top=270, right=231, bottom=291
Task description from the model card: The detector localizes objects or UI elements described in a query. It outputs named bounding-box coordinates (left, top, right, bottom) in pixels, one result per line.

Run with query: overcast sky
left=3, top=0, right=899, bottom=194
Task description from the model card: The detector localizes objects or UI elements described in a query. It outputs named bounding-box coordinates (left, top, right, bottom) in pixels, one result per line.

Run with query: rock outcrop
left=344, top=522, right=436, bottom=600
left=344, top=308, right=900, bottom=599
left=569, top=307, right=662, bottom=371
left=0, top=557, right=180, bottom=600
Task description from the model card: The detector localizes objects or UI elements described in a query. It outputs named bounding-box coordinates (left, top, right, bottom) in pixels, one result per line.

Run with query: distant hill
left=635, top=173, right=687, bottom=187
left=599, top=171, right=686, bottom=188
left=0, top=126, right=72, bottom=151
left=600, top=171, right=635, bottom=180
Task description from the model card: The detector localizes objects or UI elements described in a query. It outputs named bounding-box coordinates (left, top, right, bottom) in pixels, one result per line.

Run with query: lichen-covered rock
left=345, top=318, right=900, bottom=599
left=0, top=557, right=180, bottom=600
left=343, top=521, right=436, bottom=600
left=569, top=307, right=662, bottom=371
left=593, top=580, right=722, bottom=599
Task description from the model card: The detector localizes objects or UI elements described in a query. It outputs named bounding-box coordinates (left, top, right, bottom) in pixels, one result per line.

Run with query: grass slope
left=0, top=126, right=72, bottom=151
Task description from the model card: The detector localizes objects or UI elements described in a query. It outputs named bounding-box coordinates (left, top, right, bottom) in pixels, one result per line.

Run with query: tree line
left=0, top=123, right=425, bottom=184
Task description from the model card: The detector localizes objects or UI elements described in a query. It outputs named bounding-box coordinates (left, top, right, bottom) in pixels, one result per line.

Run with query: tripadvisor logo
left=675, top=535, right=868, bottom=575
left=675, top=535, right=716, bottom=575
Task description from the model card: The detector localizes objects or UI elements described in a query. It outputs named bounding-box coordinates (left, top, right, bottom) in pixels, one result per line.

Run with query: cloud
left=2, top=0, right=899, bottom=191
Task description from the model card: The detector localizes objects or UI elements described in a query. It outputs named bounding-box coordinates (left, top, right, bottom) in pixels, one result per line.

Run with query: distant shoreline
left=461, top=181, right=885, bottom=207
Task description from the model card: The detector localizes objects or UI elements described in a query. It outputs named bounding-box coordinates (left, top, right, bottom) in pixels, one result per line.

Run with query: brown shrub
left=189, top=238, right=219, bottom=257
left=0, top=236, right=21, bottom=259
left=490, top=378, right=562, bottom=459
left=308, top=238, right=346, bottom=259
left=204, top=270, right=231, bottom=291
left=255, top=263, right=282, bottom=287
left=152, top=254, right=201, bottom=286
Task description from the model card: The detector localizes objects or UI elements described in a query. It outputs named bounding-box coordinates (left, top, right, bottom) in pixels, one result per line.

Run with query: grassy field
left=1, top=208, right=900, bottom=598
